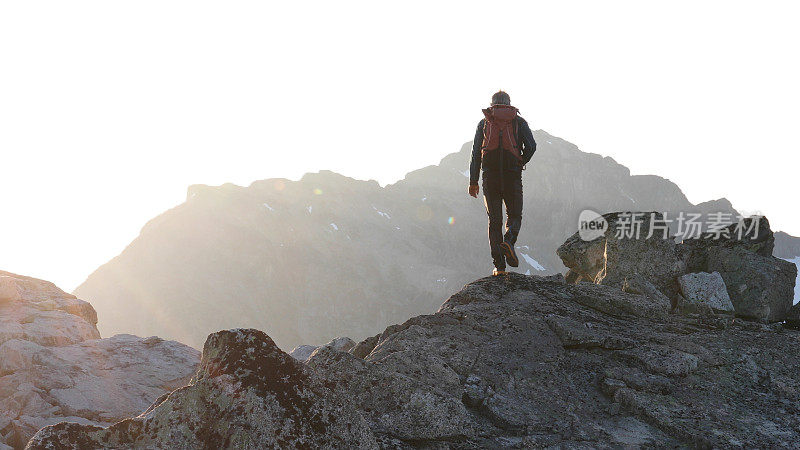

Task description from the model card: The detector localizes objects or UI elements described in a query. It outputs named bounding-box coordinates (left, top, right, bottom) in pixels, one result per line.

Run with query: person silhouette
left=468, top=91, right=537, bottom=275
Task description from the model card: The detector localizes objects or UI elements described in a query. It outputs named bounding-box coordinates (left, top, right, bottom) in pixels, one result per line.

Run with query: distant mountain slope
left=74, top=131, right=795, bottom=350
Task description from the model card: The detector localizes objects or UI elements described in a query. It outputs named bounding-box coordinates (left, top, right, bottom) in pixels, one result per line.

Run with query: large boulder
left=707, top=247, right=797, bottom=322
left=27, top=329, right=376, bottom=449
left=599, top=212, right=685, bottom=297
left=678, top=272, right=734, bottom=313
left=680, top=216, right=775, bottom=273
left=558, top=212, right=685, bottom=298
left=0, top=271, right=199, bottom=449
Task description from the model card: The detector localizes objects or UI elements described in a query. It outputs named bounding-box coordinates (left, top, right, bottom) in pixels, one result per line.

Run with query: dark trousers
left=482, top=171, right=523, bottom=270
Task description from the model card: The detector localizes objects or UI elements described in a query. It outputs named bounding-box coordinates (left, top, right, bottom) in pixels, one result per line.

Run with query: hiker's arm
left=469, top=120, right=484, bottom=186
left=519, top=118, right=537, bottom=164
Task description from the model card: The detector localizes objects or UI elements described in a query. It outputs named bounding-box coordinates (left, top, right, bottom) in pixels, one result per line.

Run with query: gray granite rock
left=678, top=272, right=734, bottom=312
left=681, top=216, right=775, bottom=273
left=0, top=271, right=200, bottom=450
left=707, top=247, right=797, bottom=322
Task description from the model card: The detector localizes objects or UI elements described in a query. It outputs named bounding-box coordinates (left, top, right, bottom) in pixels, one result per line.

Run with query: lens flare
left=313, top=188, right=323, bottom=195
left=448, top=217, right=455, bottom=225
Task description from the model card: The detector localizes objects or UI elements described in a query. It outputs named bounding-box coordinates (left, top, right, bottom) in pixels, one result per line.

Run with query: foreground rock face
left=31, top=274, right=800, bottom=448
left=28, top=329, right=376, bottom=449
left=0, top=271, right=199, bottom=449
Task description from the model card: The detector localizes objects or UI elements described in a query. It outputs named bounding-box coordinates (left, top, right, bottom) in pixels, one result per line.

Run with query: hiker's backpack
left=481, top=105, right=522, bottom=161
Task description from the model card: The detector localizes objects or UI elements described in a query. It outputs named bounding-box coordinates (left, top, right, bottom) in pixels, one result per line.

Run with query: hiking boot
left=492, top=268, right=507, bottom=276
left=500, top=242, right=519, bottom=267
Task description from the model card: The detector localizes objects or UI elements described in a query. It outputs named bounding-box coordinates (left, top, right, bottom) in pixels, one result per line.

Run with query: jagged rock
left=707, top=246, right=797, bottom=322
left=557, top=231, right=607, bottom=282
left=28, top=329, right=377, bottom=450
left=348, top=334, right=379, bottom=359
left=681, top=216, right=775, bottom=273
left=289, top=336, right=356, bottom=362
left=0, top=272, right=199, bottom=450
left=678, top=272, right=734, bottom=312
left=288, top=344, right=317, bottom=362
left=324, top=336, right=355, bottom=352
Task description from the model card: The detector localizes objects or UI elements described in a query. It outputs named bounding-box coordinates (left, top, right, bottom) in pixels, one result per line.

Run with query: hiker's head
left=491, top=91, right=511, bottom=106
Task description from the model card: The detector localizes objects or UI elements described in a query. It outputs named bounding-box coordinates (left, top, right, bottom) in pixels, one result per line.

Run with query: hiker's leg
left=483, top=175, right=505, bottom=270
left=503, top=173, right=523, bottom=245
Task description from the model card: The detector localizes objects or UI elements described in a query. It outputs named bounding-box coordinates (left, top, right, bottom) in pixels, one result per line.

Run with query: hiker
left=468, top=91, right=537, bottom=276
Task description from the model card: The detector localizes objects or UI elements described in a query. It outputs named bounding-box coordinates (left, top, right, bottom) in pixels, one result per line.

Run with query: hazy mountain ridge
left=74, top=130, right=799, bottom=350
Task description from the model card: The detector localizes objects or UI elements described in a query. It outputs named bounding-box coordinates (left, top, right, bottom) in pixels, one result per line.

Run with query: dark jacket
left=469, top=116, right=536, bottom=185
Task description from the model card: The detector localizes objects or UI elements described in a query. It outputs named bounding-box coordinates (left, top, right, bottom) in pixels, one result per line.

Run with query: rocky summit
left=0, top=271, right=200, bottom=450
left=29, top=270, right=800, bottom=448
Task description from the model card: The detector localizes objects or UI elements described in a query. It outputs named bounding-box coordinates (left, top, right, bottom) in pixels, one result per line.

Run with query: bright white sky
left=1, top=1, right=798, bottom=291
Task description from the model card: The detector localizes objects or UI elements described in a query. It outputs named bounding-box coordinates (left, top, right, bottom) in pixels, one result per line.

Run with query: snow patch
left=519, top=253, right=546, bottom=271
left=263, top=203, right=274, bottom=211
left=372, top=206, right=391, bottom=219
left=620, top=190, right=636, bottom=204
